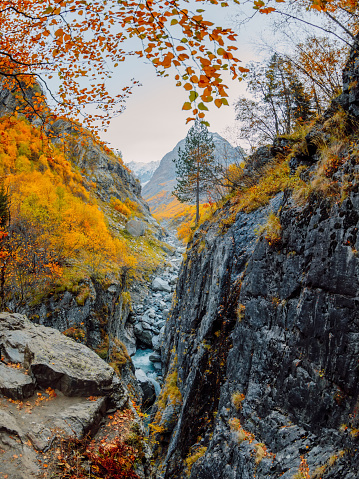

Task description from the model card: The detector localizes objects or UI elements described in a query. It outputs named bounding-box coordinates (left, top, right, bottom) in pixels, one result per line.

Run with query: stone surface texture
left=152, top=35, right=359, bottom=479
left=126, top=218, right=147, bottom=236
left=0, top=313, right=151, bottom=478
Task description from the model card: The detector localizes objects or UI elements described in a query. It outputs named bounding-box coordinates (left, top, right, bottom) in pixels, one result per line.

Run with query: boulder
left=54, top=397, right=107, bottom=437
left=151, top=277, right=171, bottom=293
left=152, top=362, right=162, bottom=371
left=120, top=325, right=137, bottom=356
left=0, top=312, right=143, bottom=478
left=0, top=362, right=35, bottom=400
left=135, top=369, right=156, bottom=407
left=141, top=321, right=154, bottom=331
left=159, top=300, right=167, bottom=310
left=125, top=219, right=146, bottom=237
left=152, top=334, right=162, bottom=351
left=149, top=352, right=161, bottom=362
left=133, top=323, right=153, bottom=347
left=0, top=313, right=115, bottom=396
left=0, top=409, right=39, bottom=478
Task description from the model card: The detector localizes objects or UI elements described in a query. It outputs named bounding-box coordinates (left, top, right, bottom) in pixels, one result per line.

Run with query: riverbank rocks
left=135, top=368, right=156, bottom=407
left=134, top=322, right=153, bottom=347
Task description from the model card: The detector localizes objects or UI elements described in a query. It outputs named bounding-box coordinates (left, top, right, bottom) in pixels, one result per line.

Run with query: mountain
left=127, top=160, right=160, bottom=185
left=142, top=132, right=244, bottom=216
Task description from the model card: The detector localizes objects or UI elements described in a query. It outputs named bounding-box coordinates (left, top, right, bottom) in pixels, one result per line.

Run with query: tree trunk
left=196, top=176, right=200, bottom=225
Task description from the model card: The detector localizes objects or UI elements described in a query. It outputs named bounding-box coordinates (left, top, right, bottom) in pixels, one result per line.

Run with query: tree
left=0, top=0, right=245, bottom=132
left=283, top=36, right=348, bottom=115
left=235, top=54, right=314, bottom=148
left=253, top=0, right=358, bottom=45
left=173, top=121, right=216, bottom=224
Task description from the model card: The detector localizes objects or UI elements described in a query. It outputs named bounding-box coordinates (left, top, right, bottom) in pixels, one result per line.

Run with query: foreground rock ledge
left=0, top=312, right=115, bottom=396
left=0, top=312, right=151, bottom=479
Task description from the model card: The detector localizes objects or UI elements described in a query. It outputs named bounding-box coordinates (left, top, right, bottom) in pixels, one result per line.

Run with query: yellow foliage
left=174, top=203, right=215, bottom=244
left=232, top=391, right=245, bottom=410
left=111, top=197, right=132, bottom=217
left=177, top=223, right=192, bottom=243
left=257, top=212, right=282, bottom=247
left=233, top=159, right=296, bottom=213
left=185, top=446, right=207, bottom=476
left=0, top=115, right=137, bottom=298
left=157, top=369, right=182, bottom=410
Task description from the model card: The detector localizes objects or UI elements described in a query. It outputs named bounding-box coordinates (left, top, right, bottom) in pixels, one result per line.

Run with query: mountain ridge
left=142, top=132, right=244, bottom=215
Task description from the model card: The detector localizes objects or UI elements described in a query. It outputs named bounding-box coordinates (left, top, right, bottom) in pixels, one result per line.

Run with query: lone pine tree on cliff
left=173, top=121, right=216, bottom=225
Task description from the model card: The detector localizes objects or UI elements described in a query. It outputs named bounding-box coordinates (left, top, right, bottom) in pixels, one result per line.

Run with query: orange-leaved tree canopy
left=0, top=0, right=250, bottom=131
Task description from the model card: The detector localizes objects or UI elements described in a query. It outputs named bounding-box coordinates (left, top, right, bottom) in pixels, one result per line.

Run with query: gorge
left=1, top=27, right=359, bottom=479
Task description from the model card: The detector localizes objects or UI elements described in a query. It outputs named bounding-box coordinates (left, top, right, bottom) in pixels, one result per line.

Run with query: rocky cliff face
left=152, top=38, right=359, bottom=478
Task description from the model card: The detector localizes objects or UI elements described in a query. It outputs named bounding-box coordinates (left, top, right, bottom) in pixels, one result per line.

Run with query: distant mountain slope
left=126, top=160, right=160, bottom=185
left=142, top=132, right=244, bottom=214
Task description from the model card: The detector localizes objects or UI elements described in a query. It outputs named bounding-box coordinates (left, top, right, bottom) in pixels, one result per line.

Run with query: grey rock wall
left=153, top=34, right=359, bottom=479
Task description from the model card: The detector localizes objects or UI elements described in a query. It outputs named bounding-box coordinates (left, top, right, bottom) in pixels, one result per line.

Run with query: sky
left=99, top=4, right=275, bottom=165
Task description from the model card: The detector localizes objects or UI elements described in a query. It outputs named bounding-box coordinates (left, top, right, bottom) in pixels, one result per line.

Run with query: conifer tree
left=173, top=121, right=216, bottom=225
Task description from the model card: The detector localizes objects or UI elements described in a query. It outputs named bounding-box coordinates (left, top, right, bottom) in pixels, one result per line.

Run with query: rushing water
left=132, top=348, right=162, bottom=395
left=132, top=348, right=156, bottom=374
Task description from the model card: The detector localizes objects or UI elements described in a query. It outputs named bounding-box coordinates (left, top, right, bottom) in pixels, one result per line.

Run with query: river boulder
left=151, top=277, right=171, bottom=292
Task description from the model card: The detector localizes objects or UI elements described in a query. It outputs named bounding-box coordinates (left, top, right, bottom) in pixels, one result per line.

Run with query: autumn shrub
left=124, top=198, right=138, bottom=214
left=229, top=418, right=255, bottom=444
left=177, top=222, right=193, bottom=243
left=111, top=197, right=132, bottom=217
left=233, top=159, right=293, bottom=213
left=257, top=212, right=282, bottom=247
left=185, top=446, right=207, bottom=476
left=62, top=326, right=86, bottom=343
left=174, top=203, right=215, bottom=244
left=54, top=433, right=140, bottom=479
left=254, top=442, right=268, bottom=465
left=232, top=391, right=245, bottom=410
left=292, top=456, right=311, bottom=479
left=236, top=304, right=245, bottom=322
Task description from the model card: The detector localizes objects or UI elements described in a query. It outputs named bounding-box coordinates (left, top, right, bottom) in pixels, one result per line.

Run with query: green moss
left=75, top=284, right=92, bottom=306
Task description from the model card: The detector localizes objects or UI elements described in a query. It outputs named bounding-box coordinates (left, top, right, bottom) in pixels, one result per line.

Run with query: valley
left=1, top=10, right=359, bottom=479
